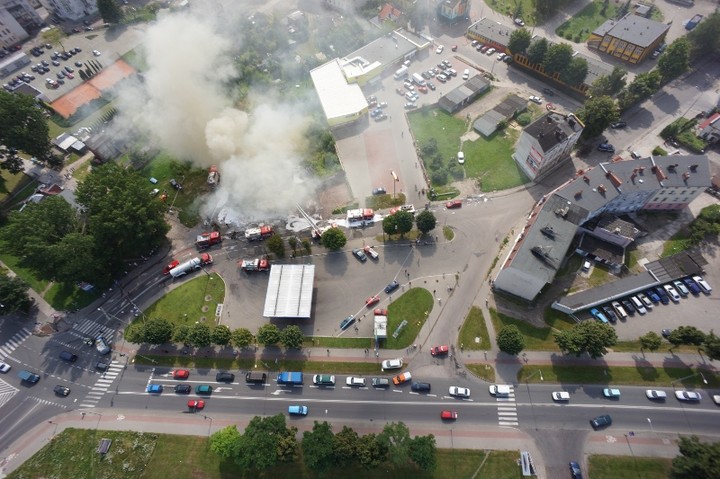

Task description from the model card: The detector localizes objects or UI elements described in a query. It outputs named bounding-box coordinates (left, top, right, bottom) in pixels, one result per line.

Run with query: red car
left=162, top=259, right=179, bottom=275
left=172, top=369, right=190, bottom=379
left=188, top=400, right=205, bottom=411
left=441, top=410, right=458, bottom=420
left=366, top=295, right=380, bottom=307
left=446, top=200, right=462, bottom=209
left=418, top=85, right=428, bottom=93
left=374, top=308, right=388, bottom=316
left=396, top=87, right=406, bottom=96
left=430, top=345, right=449, bottom=356
left=451, top=45, right=458, bottom=51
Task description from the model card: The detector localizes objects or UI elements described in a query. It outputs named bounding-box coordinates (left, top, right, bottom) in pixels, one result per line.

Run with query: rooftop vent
left=668, top=164, right=677, bottom=171
left=690, top=164, right=698, bottom=171
left=683, top=171, right=690, bottom=180
left=598, top=184, right=607, bottom=194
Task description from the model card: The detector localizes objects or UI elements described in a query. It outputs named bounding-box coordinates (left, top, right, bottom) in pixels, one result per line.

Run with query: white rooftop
left=310, top=58, right=367, bottom=121
left=263, top=264, right=315, bottom=318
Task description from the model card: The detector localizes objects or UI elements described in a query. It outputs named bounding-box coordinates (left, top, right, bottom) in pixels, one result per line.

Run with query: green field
left=459, top=306, right=491, bottom=351
left=518, top=364, right=719, bottom=387
left=488, top=308, right=575, bottom=351
left=556, top=0, right=621, bottom=43
left=383, top=287, right=435, bottom=349
left=588, top=454, right=673, bottom=479
left=8, top=429, right=520, bottom=479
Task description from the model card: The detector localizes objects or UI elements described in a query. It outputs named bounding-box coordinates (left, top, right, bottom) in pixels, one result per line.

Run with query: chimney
left=608, top=171, right=623, bottom=187
left=683, top=171, right=690, bottom=181
left=583, top=175, right=590, bottom=183
left=598, top=184, right=607, bottom=194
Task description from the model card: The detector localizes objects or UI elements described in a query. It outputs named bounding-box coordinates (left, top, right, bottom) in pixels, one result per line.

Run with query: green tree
left=415, top=210, right=437, bottom=235
left=41, top=27, right=67, bottom=53
left=302, top=421, right=335, bottom=473
left=394, top=211, right=414, bottom=238
left=671, top=435, right=720, bottom=479
left=703, top=331, right=720, bottom=361
left=527, top=38, right=548, bottom=65
left=232, top=328, right=254, bottom=348
left=333, top=425, right=359, bottom=464
left=235, top=414, right=298, bottom=470
left=97, top=0, right=123, bottom=23
left=356, top=433, right=387, bottom=469
left=618, top=70, right=661, bottom=110
left=496, top=325, right=525, bottom=355
left=187, top=322, right=212, bottom=347
left=377, top=422, right=411, bottom=467
left=577, top=95, right=619, bottom=139
left=210, top=425, right=242, bottom=459
left=266, top=234, right=285, bottom=258
left=668, top=326, right=706, bottom=347
left=75, top=163, right=169, bottom=282
left=0, top=91, right=51, bottom=159
left=288, top=236, right=298, bottom=255
left=46, top=232, right=104, bottom=284
left=0, top=274, right=32, bottom=314
left=321, top=227, right=347, bottom=250
left=542, top=43, right=573, bottom=76
left=141, top=318, right=174, bottom=344
left=658, top=38, right=690, bottom=81
left=173, top=324, right=190, bottom=344
left=382, top=214, right=398, bottom=237
left=559, top=57, right=588, bottom=86
left=687, top=11, right=720, bottom=61
left=211, top=325, right=232, bottom=346
left=408, top=435, right=437, bottom=471
left=639, top=331, right=662, bottom=352
left=257, top=323, right=281, bottom=346
left=554, top=321, right=617, bottom=359
left=280, top=325, right=304, bottom=349
left=508, top=28, right=532, bottom=54
left=589, top=66, right=627, bottom=97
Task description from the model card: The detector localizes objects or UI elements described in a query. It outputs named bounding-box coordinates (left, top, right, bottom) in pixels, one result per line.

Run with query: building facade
left=38, top=0, right=97, bottom=21
left=438, top=0, right=470, bottom=23
left=0, top=0, right=43, bottom=48
left=587, top=14, right=669, bottom=64
left=513, top=112, right=584, bottom=181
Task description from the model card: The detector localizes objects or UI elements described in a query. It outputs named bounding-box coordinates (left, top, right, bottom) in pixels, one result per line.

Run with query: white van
left=611, top=301, right=628, bottom=320
left=462, top=69, right=470, bottom=80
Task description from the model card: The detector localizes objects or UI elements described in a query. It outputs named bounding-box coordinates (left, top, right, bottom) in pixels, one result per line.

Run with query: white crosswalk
left=496, top=387, right=519, bottom=426
left=69, top=319, right=113, bottom=342
left=0, top=328, right=32, bottom=359
left=0, top=378, right=19, bottom=410
left=77, top=361, right=124, bottom=409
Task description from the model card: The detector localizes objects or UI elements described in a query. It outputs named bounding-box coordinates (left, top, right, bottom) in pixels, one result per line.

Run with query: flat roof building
left=587, top=14, right=670, bottom=64
left=263, top=264, right=315, bottom=319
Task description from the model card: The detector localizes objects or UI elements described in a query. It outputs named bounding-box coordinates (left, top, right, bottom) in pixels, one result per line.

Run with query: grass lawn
left=484, top=0, right=536, bottom=24
left=303, top=336, right=375, bottom=349
left=459, top=306, right=491, bottom=350
left=662, top=230, right=692, bottom=257
left=588, top=264, right=611, bottom=287
left=126, top=273, right=225, bottom=338
left=0, top=171, right=35, bottom=205
left=0, top=241, right=50, bottom=294
left=383, top=288, right=434, bottom=349
left=44, top=281, right=99, bottom=310
left=7, top=428, right=158, bottom=479
left=467, top=363, right=496, bottom=383
left=443, top=225, right=454, bottom=240
left=9, top=427, right=518, bottom=479
left=518, top=364, right=720, bottom=387
left=588, top=455, right=673, bottom=479
left=408, top=108, right=527, bottom=192
left=556, top=1, right=621, bottom=43
left=488, top=308, right=572, bottom=351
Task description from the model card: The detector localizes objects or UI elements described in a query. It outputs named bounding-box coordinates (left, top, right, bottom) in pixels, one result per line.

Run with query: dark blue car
left=340, top=315, right=355, bottom=331
left=384, top=280, right=400, bottom=294
left=645, top=290, right=660, bottom=304
left=653, top=287, right=670, bottom=304
left=683, top=277, right=702, bottom=295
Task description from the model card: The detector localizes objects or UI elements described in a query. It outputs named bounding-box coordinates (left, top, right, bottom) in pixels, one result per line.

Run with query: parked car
left=601, top=305, right=617, bottom=323
left=313, top=374, right=335, bottom=386
left=675, top=390, right=701, bottom=402
left=449, top=386, right=470, bottom=398
left=529, top=95, right=542, bottom=104
left=346, top=376, right=366, bottom=387
left=637, top=293, right=653, bottom=309
left=372, top=377, right=391, bottom=388
left=692, top=275, right=712, bottom=294
left=340, top=315, right=355, bottom=331
left=381, top=358, right=403, bottom=370
left=352, top=248, right=367, bottom=262
left=663, top=284, right=681, bottom=302
left=597, top=143, right=615, bottom=153
left=621, top=299, right=636, bottom=315
left=590, top=308, right=608, bottom=323
left=610, top=121, right=627, bottom=129
left=683, top=277, right=702, bottom=295
left=645, top=389, right=667, bottom=400
left=195, top=384, right=213, bottom=395
left=569, top=461, right=582, bottom=479
left=672, top=280, right=689, bottom=296
left=146, top=384, right=163, bottom=394
left=411, top=382, right=431, bottom=392
left=175, top=384, right=192, bottom=394
left=392, top=372, right=412, bottom=385
left=365, top=295, right=380, bottom=307
left=216, top=372, right=235, bottom=382
left=645, top=289, right=660, bottom=304
left=384, top=280, right=400, bottom=294
left=372, top=187, right=386, bottom=195
left=430, top=345, right=449, bottom=356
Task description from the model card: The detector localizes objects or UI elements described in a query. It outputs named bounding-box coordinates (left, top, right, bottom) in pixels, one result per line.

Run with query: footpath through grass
left=518, top=364, right=720, bottom=388
left=588, top=454, right=672, bottom=479
left=8, top=429, right=520, bottom=479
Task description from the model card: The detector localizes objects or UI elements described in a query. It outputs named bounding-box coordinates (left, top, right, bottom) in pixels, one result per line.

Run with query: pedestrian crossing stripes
left=0, top=328, right=32, bottom=359
left=69, top=319, right=113, bottom=342
left=496, top=386, right=519, bottom=427
left=0, top=378, right=19, bottom=410
left=77, top=361, right=124, bottom=409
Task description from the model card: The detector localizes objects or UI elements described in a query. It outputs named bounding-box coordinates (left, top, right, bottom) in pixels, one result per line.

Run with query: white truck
left=170, top=253, right=213, bottom=278
left=394, top=65, right=409, bottom=79
left=412, top=72, right=426, bottom=87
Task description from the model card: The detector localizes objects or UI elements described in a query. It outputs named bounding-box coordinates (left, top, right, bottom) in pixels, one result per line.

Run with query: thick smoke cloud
left=117, top=7, right=314, bottom=224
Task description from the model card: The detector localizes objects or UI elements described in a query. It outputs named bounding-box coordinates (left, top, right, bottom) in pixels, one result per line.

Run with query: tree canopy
left=589, top=66, right=627, bottom=97
left=302, top=421, right=335, bottom=473
left=0, top=274, right=32, bottom=314
left=280, top=325, right=304, bottom=349
left=577, top=95, right=619, bottom=138
left=671, top=435, right=720, bottom=479
left=415, top=210, right=437, bottom=235
left=639, top=331, right=662, bottom=352
left=232, top=328, right=254, bottom=348
left=508, top=28, right=532, bottom=55
left=97, top=0, right=123, bottom=23
left=377, top=422, right=411, bottom=467
left=542, top=43, right=573, bottom=76
left=497, top=325, right=525, bottom=355
left=554, top=320, right=617, bottom=358
left=257, top=323, right=281, bottom=345
left=234, top=414, right=298, bottom=470
left=0, top=91, right=51, bottom=160
left=321, top=227, right=347, bottom=250
left=658, top=38, right=690, bottom=81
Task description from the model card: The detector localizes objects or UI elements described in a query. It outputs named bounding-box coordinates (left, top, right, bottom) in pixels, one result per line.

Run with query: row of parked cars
left=589, top=275, right=712, bottom=324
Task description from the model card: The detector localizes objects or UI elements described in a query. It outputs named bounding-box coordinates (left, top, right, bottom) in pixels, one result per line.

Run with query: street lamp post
left=391, top=170, right=398, bottom=199
left=647, top=417, right=654, bottom=434
left=525, top=369, right=544, bottom=430
left=671, top=371, right=709, bottom=387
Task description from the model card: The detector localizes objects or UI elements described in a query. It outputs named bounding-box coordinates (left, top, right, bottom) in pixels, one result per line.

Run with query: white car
left=675, top=390, right=701, bottom=402
left=457, top=152, right=464, bottom=164
left=346, top=376, right=366, bottom=387
left=92, top=49, right=101, bottom=56
left=0, top=361, right=11, bottom=373
left=435, top=45, right=444, bottom=54
left=449, top=386, right=470, bottom=398
left=381, top=358, right=403, bottom=370
left=462, top=68, right=470, bottom=80
left=603, top=388, right=621, bottom=398
left=645, top=389, right=667, bottom=400
left=497, top=53, right=506, bottom=61
left=551, top=391, right=570, bottom=401
left=692, top=275, right=712, bottom=294
left=713, top=394, right=720, bottom=406
left=529, top=96, right=542, bottom=104
left=663, top=284, right=681, bottom=303
left=486, top=48, right=496, bottom=55
left=488, top=384, right=511, bottom=396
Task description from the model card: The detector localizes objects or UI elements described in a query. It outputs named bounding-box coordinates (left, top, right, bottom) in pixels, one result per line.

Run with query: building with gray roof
left=513, top=112, right=584, bottom=181
left=494, top=155, right=712, bottom=301
left=587, top=13, right=670, bottom=64
left=472, top=94, right=527, bottom=137
left=438, top=74, right=490, bottom=113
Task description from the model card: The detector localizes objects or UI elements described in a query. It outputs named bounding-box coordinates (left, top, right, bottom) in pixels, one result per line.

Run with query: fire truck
left=239, top=257, right=270, bottom=273
left=195, top=231, right=222, bottom=249
left=245, top=225, right=273, bottom=241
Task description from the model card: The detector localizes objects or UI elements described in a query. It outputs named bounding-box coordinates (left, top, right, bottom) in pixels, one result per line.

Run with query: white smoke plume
left=117, top=6, right=315, bottom=224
